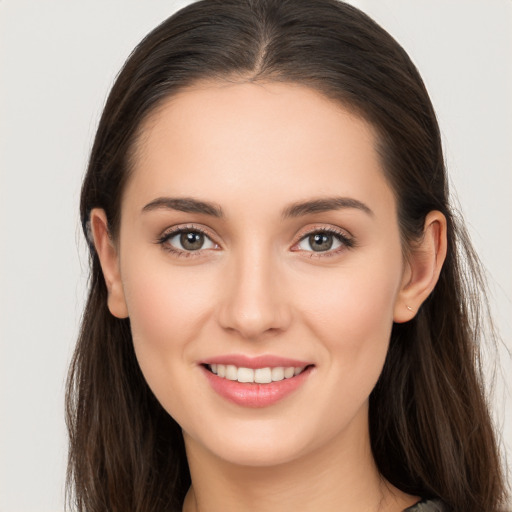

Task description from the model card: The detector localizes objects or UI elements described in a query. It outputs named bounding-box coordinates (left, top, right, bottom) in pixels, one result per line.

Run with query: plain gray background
left=1, top=1, right=510, bottom=510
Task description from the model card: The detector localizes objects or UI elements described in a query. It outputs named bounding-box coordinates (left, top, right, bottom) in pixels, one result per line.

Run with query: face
left=105, top=82, right=410, bottom=466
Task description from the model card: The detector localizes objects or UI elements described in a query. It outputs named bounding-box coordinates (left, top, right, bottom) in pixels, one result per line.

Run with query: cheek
left=120, top=257, right=224, bottom=430
left=124, top=255, right=213, bottom=334
left=120, top=254, right=216, bottom=386
left=296, top=256, right=402, bottom=392
left=301, top=261, right=399, bottom=333
left=317, top=275, right=395, bottom=341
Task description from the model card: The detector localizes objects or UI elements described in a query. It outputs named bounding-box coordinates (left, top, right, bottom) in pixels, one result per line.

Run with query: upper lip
left=200, top=354, right=313, bottom=369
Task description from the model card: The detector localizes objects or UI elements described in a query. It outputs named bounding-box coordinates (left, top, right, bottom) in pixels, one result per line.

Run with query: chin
left=183, top=413, right=341, bottom=469
left=206, top=436, right=310, bottom=468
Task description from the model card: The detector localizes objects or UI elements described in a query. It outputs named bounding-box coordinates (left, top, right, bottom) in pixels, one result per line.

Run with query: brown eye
left=295, top=229, right=352, bottom=254
left=163, top=229, right=216, bottom=252
left=180, top=231, right=205, bottom=251
left=308, top=233, right=333, bottom=252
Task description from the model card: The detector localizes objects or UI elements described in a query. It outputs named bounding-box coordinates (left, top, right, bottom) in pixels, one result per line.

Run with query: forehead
left=125, top=81, right=395, bottom=218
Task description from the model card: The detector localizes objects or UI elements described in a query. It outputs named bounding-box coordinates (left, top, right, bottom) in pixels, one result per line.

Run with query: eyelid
left=156, top=223, right=221, bottom=255
left=158, top=223, right=214, bottom=239
left=155, top=223, right=354, bottom=258
left=291, top=224, right=355, bottom=254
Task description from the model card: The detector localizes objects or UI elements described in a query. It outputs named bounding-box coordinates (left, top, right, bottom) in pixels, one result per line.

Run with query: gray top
left=404, top=499, right=447, bottom=511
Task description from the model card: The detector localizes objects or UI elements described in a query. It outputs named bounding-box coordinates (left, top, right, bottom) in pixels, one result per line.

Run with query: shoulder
left=403, top=499, right=449, bottom=512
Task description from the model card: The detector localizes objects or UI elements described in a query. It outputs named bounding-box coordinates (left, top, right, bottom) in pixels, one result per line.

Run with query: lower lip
left=201, top=366, right=313, bottom=408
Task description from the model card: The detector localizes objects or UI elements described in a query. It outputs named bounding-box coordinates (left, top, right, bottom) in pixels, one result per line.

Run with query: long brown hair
left=66, top=0, right=508, bottom=510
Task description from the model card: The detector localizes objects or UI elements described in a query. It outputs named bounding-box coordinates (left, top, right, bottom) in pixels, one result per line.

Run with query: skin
left=92, top=82, right=447, bottom=512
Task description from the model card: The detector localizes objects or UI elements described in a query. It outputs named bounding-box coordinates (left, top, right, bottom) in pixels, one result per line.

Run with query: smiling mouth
left=204, top=364, right=310, bottom=384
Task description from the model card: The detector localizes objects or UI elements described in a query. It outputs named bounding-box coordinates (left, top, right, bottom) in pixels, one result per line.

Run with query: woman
left=66, top=0, right=508, bottom=510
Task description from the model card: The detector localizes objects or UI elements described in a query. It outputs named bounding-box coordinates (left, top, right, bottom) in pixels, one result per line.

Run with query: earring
left=406, top=305, right=414, bottom=312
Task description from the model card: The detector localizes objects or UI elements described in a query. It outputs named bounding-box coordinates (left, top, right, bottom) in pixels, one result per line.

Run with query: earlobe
left=90, top=208, right=129, bottom=319
left=394, top=211, right=447, bottom=323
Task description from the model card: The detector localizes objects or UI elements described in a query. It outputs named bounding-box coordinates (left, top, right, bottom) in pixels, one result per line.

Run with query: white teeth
left=255, top=367, right=272, bottom=384
left=209, top=364, right=306, bottom=383
left=284, top=367, right=295, bottom=379
left=237, top=367, right=254, bottom=383
left=271, top=367, right=284, bottom=381
left=225, top=365, right=237, bottom=380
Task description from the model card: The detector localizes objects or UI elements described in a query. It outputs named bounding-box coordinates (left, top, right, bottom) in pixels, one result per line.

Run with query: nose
left=217, top=246, right=292, bottom=341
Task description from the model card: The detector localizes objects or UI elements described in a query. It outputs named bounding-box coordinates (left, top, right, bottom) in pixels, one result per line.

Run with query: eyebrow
left=282, top=197, right=373, bottom=218
left=142, top=197, right=224, bottom=217
left=141, top=195, right=373, bottom=219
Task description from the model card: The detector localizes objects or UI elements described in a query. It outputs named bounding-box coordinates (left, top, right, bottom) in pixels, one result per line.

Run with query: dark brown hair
left=67, top=0, right=508, bottom=510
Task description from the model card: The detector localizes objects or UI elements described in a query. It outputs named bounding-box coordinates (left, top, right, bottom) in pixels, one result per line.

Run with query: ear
left=90, top=208, right=129, bottom=319
left=393, top=210, right=447, bottom=323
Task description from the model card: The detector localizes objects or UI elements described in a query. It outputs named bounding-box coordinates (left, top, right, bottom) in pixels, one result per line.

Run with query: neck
left=182, top=406, right=417, bottom=512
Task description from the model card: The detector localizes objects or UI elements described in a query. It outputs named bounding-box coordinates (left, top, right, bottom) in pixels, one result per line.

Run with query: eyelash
left=297, top=227, right=355, bottom=256
left=156, top=225, right=355, bottom=258
left=156, top=225, right=217, bottom=258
